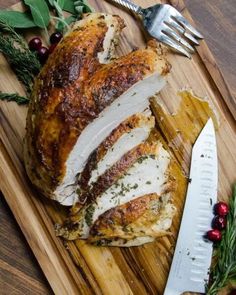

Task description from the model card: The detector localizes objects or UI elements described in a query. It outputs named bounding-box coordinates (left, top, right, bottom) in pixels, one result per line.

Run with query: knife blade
left=164, top=118, right=218, bottom=295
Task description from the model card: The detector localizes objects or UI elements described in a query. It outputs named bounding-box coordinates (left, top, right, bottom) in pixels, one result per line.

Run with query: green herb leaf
left=74, top=0, right=93, bottom=17
left=206, top=184, right=236, bottom=295
left=52, top=0, right=64, bottom=18
left=57, top=0, right=65, bottom=9
left=46, top=0, right=54, bottom=6
left=23, top=0, right=50, bottom=29
left=55, top=15, right=76, bottom=32
left=75, top=5, right=83, bottom=16
left=0, top=10, right=36, bottom=28
left=0, top=92, right=29, bottom=105
left=0, top=20, right=41, bottom=95
left=62, top=0, right=76, bottom=14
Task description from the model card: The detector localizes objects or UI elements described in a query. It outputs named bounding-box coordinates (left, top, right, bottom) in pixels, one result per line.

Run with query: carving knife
left=164, top=118, right=218, bottom=295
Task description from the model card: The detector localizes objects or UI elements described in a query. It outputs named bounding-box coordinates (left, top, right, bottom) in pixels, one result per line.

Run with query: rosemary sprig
left=206, top=184, right=236, bottom=295
left=0, top=20, right=41, bottom=95
left=0, top=92, right=29, bottom=104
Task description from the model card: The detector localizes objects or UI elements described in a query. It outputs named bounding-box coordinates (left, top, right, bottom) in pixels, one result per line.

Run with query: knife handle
left=108, top=0, right=142, bottom=14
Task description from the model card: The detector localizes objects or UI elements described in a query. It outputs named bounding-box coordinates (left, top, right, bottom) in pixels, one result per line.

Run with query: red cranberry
left=214, top=202, right=229, bottom=216
left=28, top=37, right=42, bottom=51
left=37, top=46, right=49, bottom=64
left=48, top=43, right=57, bottom=54
left=212, top=215, right=227, bottom=230
left=206, top=229, right=222, bottom=242
left=50, top=32, right=63, bottom=44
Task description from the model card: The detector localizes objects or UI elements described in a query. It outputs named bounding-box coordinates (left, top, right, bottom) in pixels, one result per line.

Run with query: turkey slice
left=75, top=110, right=155, bottom=206
left=88, top=193, right=176, bottom=245
left=56, top=141, right=172, bottom=239
left=90, top=202, right=176, bottom=247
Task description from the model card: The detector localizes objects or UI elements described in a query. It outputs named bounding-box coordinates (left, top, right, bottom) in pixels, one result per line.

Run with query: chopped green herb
left=85, top=205, right=95, bottom=226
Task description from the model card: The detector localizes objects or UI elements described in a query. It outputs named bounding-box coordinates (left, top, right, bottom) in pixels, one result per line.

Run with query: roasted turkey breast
left=24, top=13, right=170, bottom=206
left=24, top=12, right=175, bottom=247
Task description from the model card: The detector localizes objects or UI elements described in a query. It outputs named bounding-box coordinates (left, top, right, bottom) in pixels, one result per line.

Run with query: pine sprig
left=0, top=92, right=29, bottom=104
left=206, top=184, right=236, bottom=295
left=0, top=20, right=41, bottom=95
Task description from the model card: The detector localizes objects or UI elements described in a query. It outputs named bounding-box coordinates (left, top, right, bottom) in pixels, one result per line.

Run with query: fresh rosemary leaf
left=0, top=10, right=36, bottom=28
left=206, top=184, right=236, bottom=295
left=0, top=20, right=27, bottom=48
left=0, top=21, right=41, bottom=94
left=0, top=92, right=29, bottom=105
left=24, top=0, right=50, bottom=29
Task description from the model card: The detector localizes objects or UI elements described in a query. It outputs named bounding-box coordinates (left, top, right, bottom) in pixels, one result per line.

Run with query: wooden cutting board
left=0, top=1, right=235, bottom=294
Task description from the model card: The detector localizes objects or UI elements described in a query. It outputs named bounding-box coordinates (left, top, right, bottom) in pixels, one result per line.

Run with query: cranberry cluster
left=28, top=32, right=63, bottom=64
left=206, top=202, right=229, bottom=242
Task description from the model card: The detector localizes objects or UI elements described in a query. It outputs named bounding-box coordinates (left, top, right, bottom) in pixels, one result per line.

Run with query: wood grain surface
left=0, top=0, right=236, bottom=294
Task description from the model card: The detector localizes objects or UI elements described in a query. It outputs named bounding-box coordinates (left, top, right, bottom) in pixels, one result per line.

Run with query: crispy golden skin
left=24, top=14, right=124, bottom=197
left=24, top=14, right=170, bottom=200
left=89, top=189, right=176, bottom=243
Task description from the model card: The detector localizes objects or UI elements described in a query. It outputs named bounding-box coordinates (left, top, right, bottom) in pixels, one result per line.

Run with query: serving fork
left=109, top=0, right=203, bottom=58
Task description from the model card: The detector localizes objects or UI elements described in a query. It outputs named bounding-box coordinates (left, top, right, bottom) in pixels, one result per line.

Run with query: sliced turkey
left=89, top=200, right=176, bottom=247
left=56, top=140, right=172, bottom=240
left=24, top=14, right=170, bottom=205
left=74, top=109, right=155, bottom=208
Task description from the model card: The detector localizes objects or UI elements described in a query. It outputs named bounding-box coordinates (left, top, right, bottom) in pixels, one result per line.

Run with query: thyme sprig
left=0, top=20, right=41, bottom=95
left=206, top=184, right=236, bottom=295
left=0, top=92, right=29, bottom=104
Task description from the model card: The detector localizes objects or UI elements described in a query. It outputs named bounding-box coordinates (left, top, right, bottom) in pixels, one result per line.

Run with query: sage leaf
left=23, top=0, right=50, bottom=29
left=52, top=0, right=64, bottom=18
left=0, top=11, right=36, bottom=28
left=46, top=0, right=54, bottom=6
left=81, top=0, right=93, bottom=12
left=57, top=0, right=65, bottom=9
left=56, top=15, right=76, bottom=32
left=63, top=0, right=76, bottom=14
left=75, top=1, right=93, bottom=14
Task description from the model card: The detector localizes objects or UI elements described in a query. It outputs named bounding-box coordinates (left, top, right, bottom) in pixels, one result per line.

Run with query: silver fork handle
left=110, top=0, right=142, bottom=14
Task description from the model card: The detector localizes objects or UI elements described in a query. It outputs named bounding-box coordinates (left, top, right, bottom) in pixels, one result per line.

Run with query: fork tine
left=165, top=18, right=185, bottom=34
left=173, top=14, right=203, bottom=39
left=163, top=24, right=195, bottom=52
left=167, top=17, right=199, bottom=45
left=184, top=31, right=199, bottom=45
left=160, top=34, right=191, bottom=58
